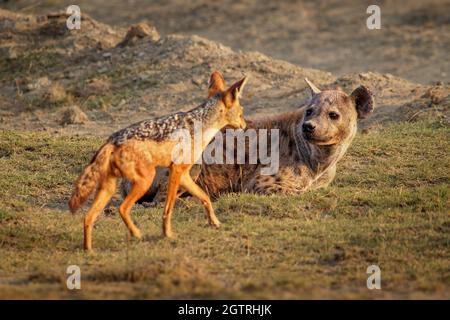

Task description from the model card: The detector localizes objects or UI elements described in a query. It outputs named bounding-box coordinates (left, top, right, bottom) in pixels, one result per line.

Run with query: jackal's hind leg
left=84, top=176, right=117, bottom=251
left=162, top=166, right=188, bottom=238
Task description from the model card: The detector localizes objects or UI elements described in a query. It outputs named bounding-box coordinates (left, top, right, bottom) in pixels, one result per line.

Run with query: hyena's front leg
left=310, top=165, right=336, bottom=190
left=246, top=167, right=313, bottom=195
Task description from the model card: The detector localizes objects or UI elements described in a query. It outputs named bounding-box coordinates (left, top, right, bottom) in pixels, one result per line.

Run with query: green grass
left=0, top=121, right=449, bottom=299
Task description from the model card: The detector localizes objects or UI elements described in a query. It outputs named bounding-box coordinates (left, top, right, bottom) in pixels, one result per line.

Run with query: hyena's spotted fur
left=123, top=79, right=374, bottom=204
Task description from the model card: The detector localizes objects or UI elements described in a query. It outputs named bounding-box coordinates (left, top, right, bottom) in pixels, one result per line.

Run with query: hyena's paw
left=249, top=175, right=284, bottom=195
left=248, top=168, right=303, bottom=195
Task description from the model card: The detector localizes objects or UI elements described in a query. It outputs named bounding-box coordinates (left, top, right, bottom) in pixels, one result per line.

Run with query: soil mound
left=0, top=9, right=448, bottom=135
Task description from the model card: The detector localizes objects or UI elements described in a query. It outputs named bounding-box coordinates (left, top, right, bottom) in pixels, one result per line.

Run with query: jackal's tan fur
left=69, top=72, right=248, bottom=250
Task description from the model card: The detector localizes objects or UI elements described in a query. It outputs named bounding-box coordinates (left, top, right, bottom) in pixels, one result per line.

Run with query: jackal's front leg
left=180, top=172, right=220, bottom=228
left=147, top=165, right=202, bottom=205
left=162, top=166, right=184, bottom=238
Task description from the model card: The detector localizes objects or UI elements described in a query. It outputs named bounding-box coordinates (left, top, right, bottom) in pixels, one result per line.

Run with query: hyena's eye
left=329, top=112, right=340, bottom=120
left=305, top=109, right=313, bottom=117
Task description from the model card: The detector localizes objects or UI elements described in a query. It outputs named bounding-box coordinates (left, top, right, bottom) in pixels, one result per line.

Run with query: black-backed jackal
left=69, top=72, right=248, bottom=250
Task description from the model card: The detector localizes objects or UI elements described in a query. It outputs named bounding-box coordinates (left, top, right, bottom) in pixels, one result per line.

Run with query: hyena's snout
left=302, top=121, right=315, bottom=134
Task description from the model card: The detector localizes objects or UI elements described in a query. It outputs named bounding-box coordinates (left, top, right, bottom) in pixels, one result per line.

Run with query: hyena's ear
left=351, top=85, right=374, bottom=119
left=208, top=71, right=226, bottom=98
left=223, top=76, right=248, bottom=108
left=304, top=78, right=321, bottom=96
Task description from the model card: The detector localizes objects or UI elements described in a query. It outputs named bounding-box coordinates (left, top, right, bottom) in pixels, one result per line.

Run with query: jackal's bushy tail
left=68, top=143, right=115, bottom=213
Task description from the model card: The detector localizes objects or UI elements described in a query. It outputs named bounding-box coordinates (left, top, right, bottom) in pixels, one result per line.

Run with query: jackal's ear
left=223, top=76, right=248, bottom=108
left=208, top=71, right=226, bottom=97
left=351, top=85, right=374, bottom=119
left=230, top=76, right=248, bottom=99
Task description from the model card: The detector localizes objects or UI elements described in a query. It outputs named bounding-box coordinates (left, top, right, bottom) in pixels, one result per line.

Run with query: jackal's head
left=208, top=71, right=248, bottom=130
left=300, top=78, right=374, bottom=145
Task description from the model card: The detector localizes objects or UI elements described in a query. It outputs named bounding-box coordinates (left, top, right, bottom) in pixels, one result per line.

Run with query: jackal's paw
left=132, top=229, right=142, bottom=239
left=83, top=244, right=97, bottom=254
left=84, top=248, right=97, bottom=255
left=164, top=230, right=175, bottom=239
left=210, top=219, right=221, bottom=229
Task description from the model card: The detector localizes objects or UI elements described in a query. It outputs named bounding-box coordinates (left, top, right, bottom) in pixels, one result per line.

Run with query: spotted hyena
left=122, top=74, right=374, bottom=203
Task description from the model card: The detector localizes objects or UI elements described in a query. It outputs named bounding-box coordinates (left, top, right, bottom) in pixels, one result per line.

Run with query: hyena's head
left=208, top=71, right=248, bottom=130
left=300, top=78, right=374, bottom=145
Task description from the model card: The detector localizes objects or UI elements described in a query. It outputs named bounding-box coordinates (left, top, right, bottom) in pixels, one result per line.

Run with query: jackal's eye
left=329, top=112, right=340, bottom=120
left=305, top=109, right=313, bottom=117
